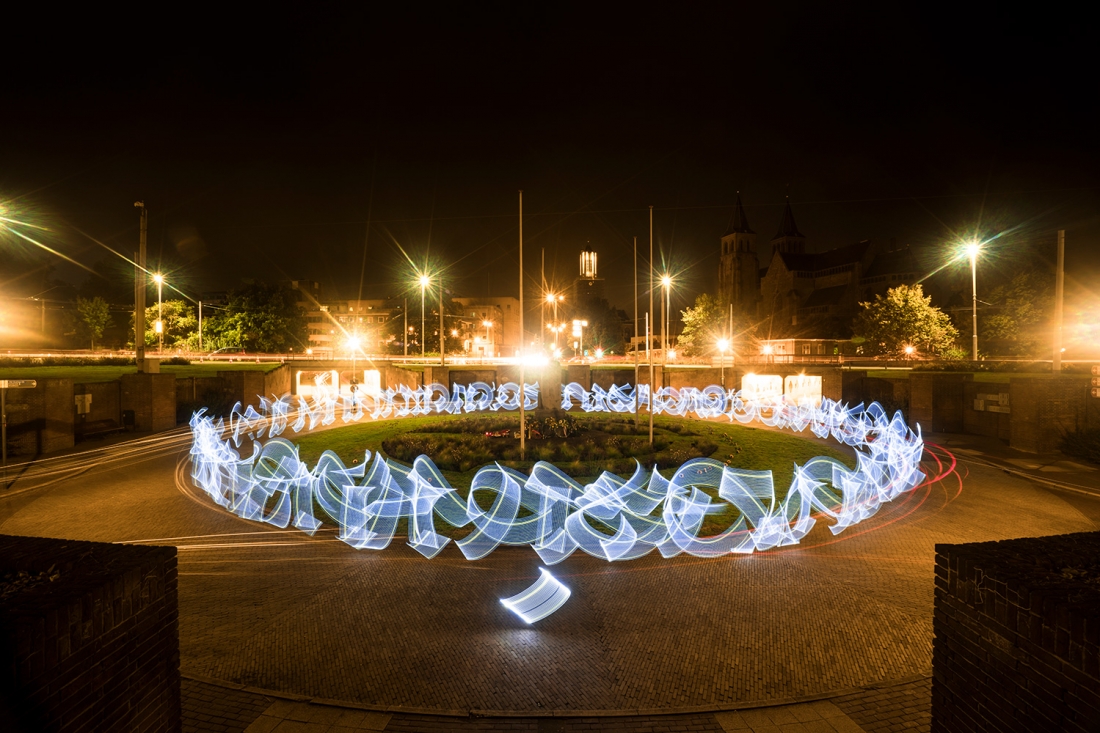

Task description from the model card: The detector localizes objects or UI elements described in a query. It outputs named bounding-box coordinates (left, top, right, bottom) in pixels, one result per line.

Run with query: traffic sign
left=0, top=380, right=36, bottom=389
left=1093, top=365, right=1100, bottom=376
left=1093, top=387, right=1100, bottom=399
left=1093, top=377, right=1100, bottom=388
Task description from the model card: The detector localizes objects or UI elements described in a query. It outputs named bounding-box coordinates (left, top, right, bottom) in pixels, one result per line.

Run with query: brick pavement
left=2, top=429, right=1097, bottom=728
left=181, top=676, right=925, bottom=731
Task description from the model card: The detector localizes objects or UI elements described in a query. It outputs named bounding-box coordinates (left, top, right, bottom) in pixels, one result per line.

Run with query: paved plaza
left=2, top=425, right=1098, bottom=731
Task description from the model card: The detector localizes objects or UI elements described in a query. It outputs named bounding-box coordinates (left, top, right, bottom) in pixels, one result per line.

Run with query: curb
left=182, top=671, right=932, bottom=719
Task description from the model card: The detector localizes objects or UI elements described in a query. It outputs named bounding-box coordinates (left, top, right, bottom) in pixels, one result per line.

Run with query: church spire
left=774, top=196, right=803, bottom=239
left=724, top=192, right=754, bottom=235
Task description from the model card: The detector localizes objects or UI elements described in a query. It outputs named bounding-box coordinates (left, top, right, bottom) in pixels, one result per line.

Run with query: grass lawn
left=0, top=362, right=279, bottom=383
left=289, top=411, right=855, bottom=538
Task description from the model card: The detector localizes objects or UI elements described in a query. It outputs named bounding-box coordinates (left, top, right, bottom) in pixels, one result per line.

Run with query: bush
left=1060, top=429, right=1100, bottom=465
left=161, top=356, right=191, bottom=365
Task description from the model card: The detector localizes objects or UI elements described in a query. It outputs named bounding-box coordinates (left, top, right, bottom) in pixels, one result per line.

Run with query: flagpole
left=519, top=190, right=525, bottom=459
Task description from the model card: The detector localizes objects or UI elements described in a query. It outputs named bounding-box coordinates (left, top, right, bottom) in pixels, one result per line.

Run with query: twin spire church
left=717, top=194, right=918, bottom=338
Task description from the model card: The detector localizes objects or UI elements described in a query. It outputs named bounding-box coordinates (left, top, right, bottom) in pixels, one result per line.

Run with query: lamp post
left=717, top=338, right=729, bottom=389
left=660, top=275, right=672, bottom=361
left=153, top=273, right=164, bottom=354
left=965, top=242, right=980, bottom=361
left=572, top=319, right=587, bottom=359
left=482, top=320, right=493, bottom=356
left=419, top=274, right=430, bottom=359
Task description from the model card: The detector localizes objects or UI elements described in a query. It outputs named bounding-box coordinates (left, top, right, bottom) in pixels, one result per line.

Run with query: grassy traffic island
left=289, top=411, right=857, bottom=538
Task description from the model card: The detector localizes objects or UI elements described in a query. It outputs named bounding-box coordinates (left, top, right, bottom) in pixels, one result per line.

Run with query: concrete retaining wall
left=0, top=534, right=180, bottom=733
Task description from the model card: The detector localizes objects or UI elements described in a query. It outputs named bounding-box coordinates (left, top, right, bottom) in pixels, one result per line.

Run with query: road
left=1, top=426, right=1098, bottom=717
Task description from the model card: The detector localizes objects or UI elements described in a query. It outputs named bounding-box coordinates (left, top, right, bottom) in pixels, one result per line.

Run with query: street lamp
left=905, top=345, right=915, bottom=361
left=660, top=275, right=673, bottom=360
left=153, top=273, right=164, bottom=354
left=717, top=337, right=729, bottom=389
left=965, top=242, right=980, bottom=361
left=419, top=274, right=430, bottom=358
left=572, top=319, right=588, bottom=359
left=481, top=320, right=493, bottom=356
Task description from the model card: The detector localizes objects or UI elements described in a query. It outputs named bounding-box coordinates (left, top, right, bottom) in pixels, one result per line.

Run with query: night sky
left=3, top=5, right=1098, bottom=314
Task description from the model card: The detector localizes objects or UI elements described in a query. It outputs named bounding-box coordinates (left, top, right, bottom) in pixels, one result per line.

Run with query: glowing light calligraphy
left=188, top=380, right=925, bottom=562
left=500, top=568, right=571, bottom=623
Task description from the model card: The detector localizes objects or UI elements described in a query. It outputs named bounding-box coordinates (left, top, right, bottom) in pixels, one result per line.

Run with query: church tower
left=771, top=198, right=806, bottom=255
left=718, top=193, right=760, bottom=321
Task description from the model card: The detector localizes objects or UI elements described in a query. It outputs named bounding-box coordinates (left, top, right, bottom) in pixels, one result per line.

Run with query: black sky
left=2, top=4, right=1098, bottom=313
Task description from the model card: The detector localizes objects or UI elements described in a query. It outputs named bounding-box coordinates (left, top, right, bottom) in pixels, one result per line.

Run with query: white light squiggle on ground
left=500, top=568, right=572, bottom=623
left=189, top=382, right=924, bottom=562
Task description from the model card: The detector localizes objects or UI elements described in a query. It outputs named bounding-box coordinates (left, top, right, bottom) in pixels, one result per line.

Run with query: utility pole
left=1054, top=229, right=1065, bottom=373
left=134, top=202, right=147, bottom=372
left=648, top=206, right=654, bottom=447
left=439, top=281, right=445, bottom=367
left=519, top=190, right=525, bottom=459
left=540, top=248, right=545, bottom=350
left=403, top=298, right=408, bottom=357
left=198, top=301, right=203, bottom=352
left=633, top=236, right=638, bottom=421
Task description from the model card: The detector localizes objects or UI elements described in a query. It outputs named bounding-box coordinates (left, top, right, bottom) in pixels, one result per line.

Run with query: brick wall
left=932, top=532, right=1100, bottom=732
left=0, top=534, right=180, bottom=732
left=1010, top=377, right=1092, bottom=453
left=263, top=364, right=290, bottom=398
left=120, top=373, right=176, bottom=432
left=73, top=381, right=121, bottom=428
left=2, top=379, right=74, bottom=457
left=962, top=381, right=1011, bottom=441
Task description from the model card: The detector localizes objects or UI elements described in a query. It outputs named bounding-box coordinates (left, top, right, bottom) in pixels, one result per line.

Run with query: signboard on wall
left=784, top=375, right=822, bottom=407
left=741, top=374, right=783, bottom=402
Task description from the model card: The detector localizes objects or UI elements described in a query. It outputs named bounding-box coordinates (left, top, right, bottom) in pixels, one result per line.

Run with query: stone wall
left=0, top=534, right=180, bottom=733
left=2, top=379, right=74, bottom=457
left=932, top=532, right=1100, bottom=732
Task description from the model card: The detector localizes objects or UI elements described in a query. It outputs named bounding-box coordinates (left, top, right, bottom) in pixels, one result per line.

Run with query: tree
left=980, top=270, right=1051, bottom=356
left=75, top=296, right=111, bottom=349
left=852, top=284, right=958, bottom=356
left=573, top=296, right=627, bottom=355
left=203, top=283, right=307, bottom=352
left=677, top=293, right=726, bottom=356
left=130, top=300, right=197, bottom=349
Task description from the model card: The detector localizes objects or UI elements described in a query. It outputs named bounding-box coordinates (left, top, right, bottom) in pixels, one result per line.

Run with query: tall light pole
left=660, top=275, right=672, bottom=361
left=419, top=274, right=430, bottom=358
left=518, top=189, right=525, bottom=460
left=153, top=273, right=164, bottom=354
left=717, top=338, right=729, bottom=390
left=439, top=279, right=445, bottom=367
left=648, top=206, right=654, bottom=446
left=966, top=242, right=980, bottom=361
left=1054, top=229, right=1065, bottom=373
left=134, top=202, right=147, bottom=371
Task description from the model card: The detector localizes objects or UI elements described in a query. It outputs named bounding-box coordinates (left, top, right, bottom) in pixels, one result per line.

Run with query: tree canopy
left=980, top=269, right=1051, bottom=356
left=677, top=293, right=727, bottom=356
left=75, top=296, right=111, bottom=349
left=203, top=283, right=307, bottom=353
left=129, top=299, right=196, bottom=349
left=852, top=284, right=958, bottom=356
